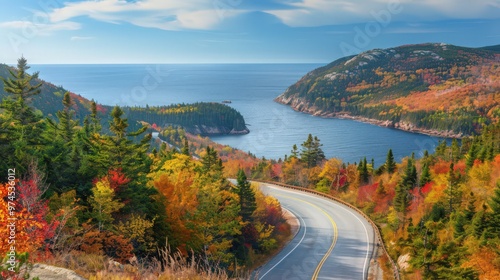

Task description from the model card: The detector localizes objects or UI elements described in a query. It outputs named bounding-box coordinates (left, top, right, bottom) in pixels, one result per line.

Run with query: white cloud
left=0, top=20, right=80, bottom=35
left=265, top=0, right=500, bottom=27
left=48, top=0, right=243, bottom=30
left=70, top=36, right=95, bottom=41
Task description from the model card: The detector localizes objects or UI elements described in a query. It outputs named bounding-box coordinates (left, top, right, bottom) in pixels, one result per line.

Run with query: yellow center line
left=276, top=193, right=338, bottom=280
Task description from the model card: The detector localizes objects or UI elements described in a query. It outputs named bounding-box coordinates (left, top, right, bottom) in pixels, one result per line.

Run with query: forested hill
left=0, top=63, right=249, bottom=135
left=276, top=43, right=500, bottom=137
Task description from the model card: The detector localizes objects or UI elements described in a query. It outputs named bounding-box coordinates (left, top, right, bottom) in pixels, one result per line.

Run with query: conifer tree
left=43, top=92, right=80, bottom=193
left=290, top=144, right=299, bottom=159
left=376, top=180, right=386, bottom=197
left=385, top=149, right=396, bottom=174
left=488, top=181, right=500, bottom=234
left=420, top=162, right=431, bottom=187
left=451, top=139, right=461, bottom=162
left=181, top=138, right=190, bottom=156
left=300, top=134, right=325, bottom=168
left=445, top=163, right=462, bottom=214
left=0, top=57, right=46, bottom=174
left=236, top=169, right=256, bottom=223
left=466, top=140, right=478, bottom=169
left=89, top=106, right=151, bottom=181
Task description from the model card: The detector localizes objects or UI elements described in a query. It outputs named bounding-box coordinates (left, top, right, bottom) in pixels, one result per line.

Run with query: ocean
left=31, top=63, right=444, bottom=165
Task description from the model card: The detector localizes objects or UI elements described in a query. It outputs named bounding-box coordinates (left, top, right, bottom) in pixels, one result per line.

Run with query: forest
left=239, top=123, right=500, bottom=279
left=276, top=43, right=500, bottom=136
left=0, top=63, right=249, bottom=137
left=2, top=56, right=500, bottom=280
left=0, top=58, right=286, bottom=279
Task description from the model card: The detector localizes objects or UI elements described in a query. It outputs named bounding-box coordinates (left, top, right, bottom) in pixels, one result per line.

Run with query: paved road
left=255, top=182, right=375, bottom=280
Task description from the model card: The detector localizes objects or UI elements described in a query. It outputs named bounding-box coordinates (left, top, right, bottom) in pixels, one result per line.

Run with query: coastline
left=274, top=95, right=463, bottom=139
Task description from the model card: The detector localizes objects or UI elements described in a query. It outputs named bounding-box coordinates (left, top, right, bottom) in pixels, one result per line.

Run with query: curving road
left=255, top=182, right=375, bottom=280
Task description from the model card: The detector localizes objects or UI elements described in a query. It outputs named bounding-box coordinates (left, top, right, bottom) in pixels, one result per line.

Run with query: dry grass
left=41, top=244, right=252, bottom=280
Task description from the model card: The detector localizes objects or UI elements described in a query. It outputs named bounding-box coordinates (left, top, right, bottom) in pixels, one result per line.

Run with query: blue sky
left=0, top=0, right=499, bottom=64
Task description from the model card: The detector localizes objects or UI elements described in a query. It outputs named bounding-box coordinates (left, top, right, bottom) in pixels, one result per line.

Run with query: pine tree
left=181, top=138, right=190, bottom=156
left=1, top=57, right=42, bottom=125
left=451, top=139, right=461, bottom=162
left=420, top=162, right=431, bottom=187
left=393, top=182, right=411, bottom=220
left=488, top=181, right=500, bottom=235
left=385, top=149, right=396, bottom=174
left=236, top=169, right=256, bottom=223
left=89, top=106, right=151, bottom=181
left=465, top=140, right=478, bottom=169
left=90, top=101, right=102, bottom=133
left=376, top=180, right=386, bottom=197
left=0, top=57, right=46, bottom=174
left=290, top=144, right=299, bottom=159
left=445, top=163, right=462, bottom=214
left=300, top=134, right=325, bottom=168
left=42, top=92, right=80, bottom=193
left=435, top=140, right=447, bottom=158
left=358, top=157, right=369, bottom=183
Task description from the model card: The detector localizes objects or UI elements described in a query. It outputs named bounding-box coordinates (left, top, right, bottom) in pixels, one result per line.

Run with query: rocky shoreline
left=186, top=125, right=250, bottom=136
left=274, top=95, right=463, bottom=139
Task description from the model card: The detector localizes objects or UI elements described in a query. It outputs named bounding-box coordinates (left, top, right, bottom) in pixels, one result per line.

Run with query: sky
left=0, top=0, right=499, bottom=64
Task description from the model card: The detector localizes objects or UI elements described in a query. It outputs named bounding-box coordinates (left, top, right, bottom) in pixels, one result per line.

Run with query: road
left=255, top=182, right=375, bottom=280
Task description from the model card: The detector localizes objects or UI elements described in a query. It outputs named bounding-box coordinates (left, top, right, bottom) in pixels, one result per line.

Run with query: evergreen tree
left=236, top=169, right=256, bottom=223
left=376, top=179, right=386, bottom=197
left=290, top=144, right=299, bottom=159
left=89, top=101, right=101, bottom=132
left=358, top=157, right=369, bottom=183
left=488, top=181, right=500, bottom=235
left=43, top=92, right=80, bottom=193
left=465, top=140, right=478, bottom=169
left=420, top=162, right=432, bottom=187
left=385, top=149, right=396, bottom=174
left=451, top=139, right=461, bottom=162
left=300, top=134, right=325, bottom=168
left=435, top=140, right=447, bottom=158
left=0, top=57, right=46, bottom=174
left=181, top=138, right=190, bottom=156
left=445, top=163, right=462, bottom=214
left=89, top=106, right=151, bottom=182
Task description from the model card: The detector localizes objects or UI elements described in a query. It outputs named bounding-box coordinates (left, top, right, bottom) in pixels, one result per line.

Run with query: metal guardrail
left=252, top=179, right=400, bottom=280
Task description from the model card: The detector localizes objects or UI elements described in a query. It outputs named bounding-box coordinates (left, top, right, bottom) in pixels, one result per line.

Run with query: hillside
left=0, top=63, right=249, bottom=135
left=276, top=43, right=500, bottom=137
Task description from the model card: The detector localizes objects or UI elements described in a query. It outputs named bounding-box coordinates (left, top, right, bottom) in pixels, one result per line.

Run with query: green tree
left=385, top=149, right=396, bottom=174
left=300, top=134, right=325, bottom=168
left=290, top=144, right=299, bottom=159
left=181, top=137, right=190, bottom=156
left=451, top=139, right=461, bottom=162
left=43, top=92, right=80, bottom=193
left=465, top=140, right=478, bottom=169
left=0, top=57, right=46, bottom=174
left=358, top=157, right=369, bottom=184
left=89, top=106, right=151, bottom=182
left=236, top=169, right=256, bottom=223
left=445, top=163, right=462, bottom=214
left=488, top=181, right=500, bottom=235
left=420, top=162, right=432, bottom=187
left=376, top=180, right=386, bottom=197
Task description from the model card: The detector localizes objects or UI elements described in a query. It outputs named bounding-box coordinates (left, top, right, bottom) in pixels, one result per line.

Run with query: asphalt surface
left=255, top=182, right=375, bottom=280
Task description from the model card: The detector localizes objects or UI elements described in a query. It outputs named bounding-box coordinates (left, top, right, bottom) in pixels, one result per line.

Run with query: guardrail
left=252, top=179, right=400, bottom=280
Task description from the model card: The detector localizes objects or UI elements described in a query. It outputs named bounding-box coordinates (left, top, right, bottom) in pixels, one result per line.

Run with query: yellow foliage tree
left=89, top=178, right=124, bottom=232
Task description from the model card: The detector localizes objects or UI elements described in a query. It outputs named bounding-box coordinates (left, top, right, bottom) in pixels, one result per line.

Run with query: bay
left=31, top=63, right=444, bottom=165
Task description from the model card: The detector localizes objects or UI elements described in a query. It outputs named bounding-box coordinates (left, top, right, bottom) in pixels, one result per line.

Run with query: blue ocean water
left=31, top=64, right=444, bottom=165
